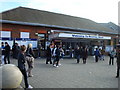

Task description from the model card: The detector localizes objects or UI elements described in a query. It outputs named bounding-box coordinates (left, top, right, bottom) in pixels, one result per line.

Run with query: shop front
left=49, top=32, right=112, bottom=56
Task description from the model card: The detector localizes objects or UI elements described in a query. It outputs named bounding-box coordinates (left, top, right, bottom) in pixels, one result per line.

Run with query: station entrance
left=50, top=33, right=111, bottom=57
left=52, top=38, right=105, bottom=57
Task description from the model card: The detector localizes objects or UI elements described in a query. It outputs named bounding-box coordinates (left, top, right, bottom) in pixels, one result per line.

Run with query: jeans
left=4, top=53, right=10, bottom=64
left=20, top=68, right=29, bottom=88
left=53, top=56, right=60, bottom=66
left=109, top=57, right=114, bottom=65
left=95, top=56, right=98, bottom=62
left=77, top=55, right=80, bottom=63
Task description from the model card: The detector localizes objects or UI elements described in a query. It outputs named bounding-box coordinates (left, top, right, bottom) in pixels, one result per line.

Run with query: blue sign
left=15, top=38, right=37, bottom=41
left=0, top=38, right=13, bottom=40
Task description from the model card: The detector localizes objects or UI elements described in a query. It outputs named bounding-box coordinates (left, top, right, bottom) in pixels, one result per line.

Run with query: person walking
left=26, top=43, right=35, bottom=77
left=52, top=45, right=57, bottom=66
left=82, top=47, right=88, bottom=64
left=46, top=45, right=52, bottom=64
left=4, top=42, right=11, bottom=64
left=116, top=45, right=120, bottom=78
left=59, top=47, right=64, bottom=60
left=109, top=49, right=116, bottom=65
left=18, top=45, right=33, bottom=88
left=94, top=48, right=100, bottom=62
left=100, top=48, right=105, bottom=61
left=74, top=46, right=81, bottom=63
left=53, top=45, right=60, bottom=67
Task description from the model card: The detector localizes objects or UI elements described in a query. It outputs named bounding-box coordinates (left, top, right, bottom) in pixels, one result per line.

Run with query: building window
left=20, top=32, right=29, bottom=38
left=0, top=31, right=11, bottom=38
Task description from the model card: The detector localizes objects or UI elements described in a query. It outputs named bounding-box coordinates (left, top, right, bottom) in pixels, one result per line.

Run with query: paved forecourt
left=11, top=56, right=118, bottom=88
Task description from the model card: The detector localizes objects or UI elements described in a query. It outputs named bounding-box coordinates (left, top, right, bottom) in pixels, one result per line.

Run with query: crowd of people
left=1, top=42, right=35, bottom=88
left=46, top=44, right=64, bottom=67
left=0, top=42, right=120, bottom=88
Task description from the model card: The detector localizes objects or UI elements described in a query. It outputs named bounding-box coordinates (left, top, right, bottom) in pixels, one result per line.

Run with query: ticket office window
left=0, top=31, right=11, bottom=38
left=0, top=31, right=13, bottom=49
left=20, top=32, right=29, bottom=38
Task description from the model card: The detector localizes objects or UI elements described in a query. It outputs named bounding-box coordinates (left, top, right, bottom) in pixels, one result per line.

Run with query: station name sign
left=59, top=33, right=111, bottom=40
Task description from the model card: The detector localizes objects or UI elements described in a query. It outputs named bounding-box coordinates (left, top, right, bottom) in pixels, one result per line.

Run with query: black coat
left=55, top=48, right=60, bottom=57
left=4, top=45, right=10, bottom=55
left=18, top=52, right=26, bottom=70
left=46, top=47, right=51, bottom=57
left=82, top=49, right=88, bottom=59
left=74, top=48, right=80, bottom=57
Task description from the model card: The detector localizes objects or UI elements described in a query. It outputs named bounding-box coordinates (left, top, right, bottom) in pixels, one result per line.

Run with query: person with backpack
left=26, top=43, right=35, bottom=77
left=100, top=48, right=105, bottom=61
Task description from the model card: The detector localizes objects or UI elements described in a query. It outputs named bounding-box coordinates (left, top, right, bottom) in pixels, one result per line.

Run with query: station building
left=0, top=7, right=119, bottom=57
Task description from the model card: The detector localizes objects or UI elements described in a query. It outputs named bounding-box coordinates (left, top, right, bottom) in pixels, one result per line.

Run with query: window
left=20, top=32, right=29, bottom=38
left=0, top=31, right=11, bottom=38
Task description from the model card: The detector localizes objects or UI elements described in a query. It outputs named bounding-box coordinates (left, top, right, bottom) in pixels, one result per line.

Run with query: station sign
left=58, top=33, right=111, bottom=40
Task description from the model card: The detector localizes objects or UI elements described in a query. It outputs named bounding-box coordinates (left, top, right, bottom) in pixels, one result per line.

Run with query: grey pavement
left=11, top=56, right=118, bottom=88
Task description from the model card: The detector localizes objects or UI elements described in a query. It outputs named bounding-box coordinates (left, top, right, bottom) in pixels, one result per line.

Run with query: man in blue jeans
left=94, top=48, right=100, bottom=62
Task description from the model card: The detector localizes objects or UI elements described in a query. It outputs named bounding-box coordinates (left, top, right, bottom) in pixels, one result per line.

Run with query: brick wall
left=2, top=23, right=47, bottom=39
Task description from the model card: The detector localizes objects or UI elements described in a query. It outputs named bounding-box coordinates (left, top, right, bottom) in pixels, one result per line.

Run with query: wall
left=1, top=23, right=47, bottom=39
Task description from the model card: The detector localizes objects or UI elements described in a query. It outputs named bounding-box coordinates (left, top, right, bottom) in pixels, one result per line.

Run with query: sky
left=0, top=0, right=119, bottom=25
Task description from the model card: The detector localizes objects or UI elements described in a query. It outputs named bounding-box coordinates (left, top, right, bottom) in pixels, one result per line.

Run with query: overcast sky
left=0, top=0, right=119, bottom=25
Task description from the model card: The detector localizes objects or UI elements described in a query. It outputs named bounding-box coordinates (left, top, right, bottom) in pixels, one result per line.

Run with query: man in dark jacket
left=53, top=45, right=60, bottom=67
left=82, top=47, right=88, bottom=64
left=46, top=45, right=52, bottom=64
left=116, top=45, right=120, bottom=78
left=4, top=42, right=11, bottom=64
left=74, top=46, right=81, bottom=63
